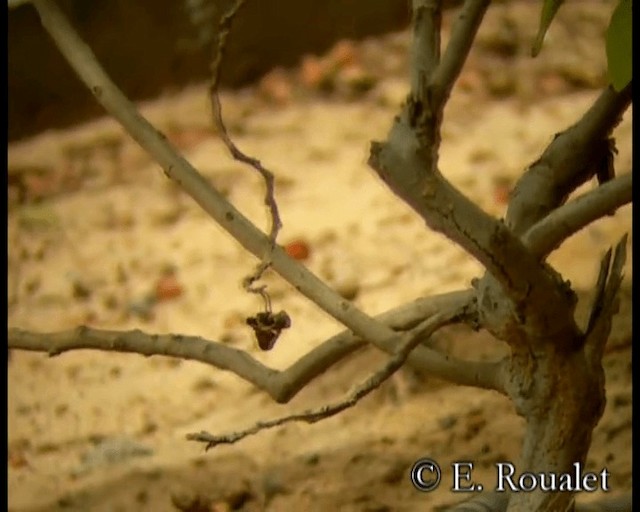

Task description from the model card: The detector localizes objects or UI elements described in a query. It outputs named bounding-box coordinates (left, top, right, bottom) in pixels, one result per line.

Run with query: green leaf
left=606, top=0, right=632, bottom=91
left=531, top=0, right=565, bottom=57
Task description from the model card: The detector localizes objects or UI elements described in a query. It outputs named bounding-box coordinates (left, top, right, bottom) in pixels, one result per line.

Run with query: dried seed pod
left=246, top=310, right=291, bottom=350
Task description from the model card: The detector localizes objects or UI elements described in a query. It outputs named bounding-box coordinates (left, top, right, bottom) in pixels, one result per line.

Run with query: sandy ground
left=8, top=2, right=631, bottom=511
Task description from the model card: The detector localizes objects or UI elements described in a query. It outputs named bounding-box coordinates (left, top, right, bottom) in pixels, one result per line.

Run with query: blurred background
left=8, top=0, right=416, bottom=141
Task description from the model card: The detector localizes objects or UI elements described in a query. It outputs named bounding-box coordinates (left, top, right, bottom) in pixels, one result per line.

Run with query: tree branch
left=523, top=173, right=632, bottom=258
left=8, top=290, right=506, bottom=401
left=410, top=0, right=441, bottom=98
left=187, top=308, right=461, bottom=449
left=369, top=0, right=581, bottom=345
left=507, top=84, right=632, bottom=235
left=276, top=288, right=501, bottom=400
left=209, top=0, right=283, bottom=300
left=429, top=0, right=490, bottom=111
left=369, top=127, right=581, bottom=344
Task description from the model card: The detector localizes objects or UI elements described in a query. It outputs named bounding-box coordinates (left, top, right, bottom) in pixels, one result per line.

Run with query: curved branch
left=369, top=130, right=581, bottom=342
left=507, top=84, right=632, bottom=235
left=9, top=325, right=281, bottom=382
left=524, top=173, right=632, bottom=258
left=188, top=308, right=460, bottom=449
left=8, top=290, right=507, bottom=401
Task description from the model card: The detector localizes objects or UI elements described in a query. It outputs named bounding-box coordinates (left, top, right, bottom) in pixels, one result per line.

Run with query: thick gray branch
left=369, top=0, right=581, bottom=344
left=369, top=122, right=580, bottom=343
left=507, top=85, right=632, bottom=235
left=524, top=173, right=632, bottom=258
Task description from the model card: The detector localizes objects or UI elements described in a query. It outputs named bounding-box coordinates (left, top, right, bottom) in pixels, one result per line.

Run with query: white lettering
left=558, top=472, right=574, bottom=491
left=600, top=468, right=610, bottom=491
left=496, top=463, right=518, bottom=491
left=518, top=472, right=537, bottom=491
left=493, top=463, right=610, bottom=493
left=582, top=473, right=597, bottom=491
left=539, top=472, right=557, bottom=491
left=573, top=462, right=582, bottom=490
left=451, top=462, right=476, bottom=491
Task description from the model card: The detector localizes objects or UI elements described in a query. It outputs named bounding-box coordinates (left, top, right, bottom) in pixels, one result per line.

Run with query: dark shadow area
left=9, top=0, right=410, bottom=141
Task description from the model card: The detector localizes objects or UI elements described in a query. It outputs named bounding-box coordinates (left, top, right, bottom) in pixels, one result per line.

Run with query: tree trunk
left=505, top=343, right=606, bottom=511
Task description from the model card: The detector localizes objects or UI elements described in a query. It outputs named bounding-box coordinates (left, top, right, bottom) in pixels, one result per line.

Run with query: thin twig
left=523, top=172, right=632, bottom=258
left=429, top=0, right=490, bottom=111
left=187, top=308, right=459, bottom=449
left=210, top=0, right=282, bottom=292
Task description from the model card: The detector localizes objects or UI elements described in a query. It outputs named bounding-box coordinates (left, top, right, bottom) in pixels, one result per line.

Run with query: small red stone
left=328, top=39, right=358, bottom=68
left=284, top=239, right=311, bottom=261
left=299, top=55, right=329, bottom=90
left=8, top=450, right=29, bottom=469
left=258, top=67, right=293, bottom=105
left=155, top=274, right=183, bottom=301
left=493, top=184, right=511, bottom=205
